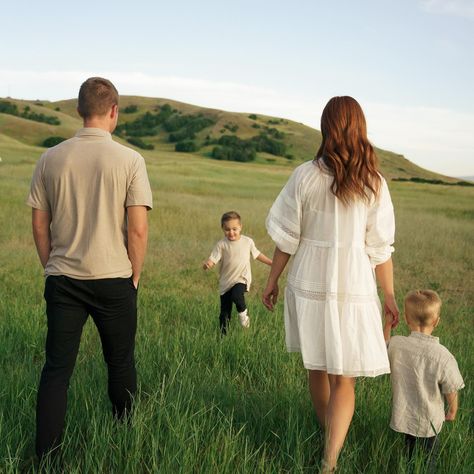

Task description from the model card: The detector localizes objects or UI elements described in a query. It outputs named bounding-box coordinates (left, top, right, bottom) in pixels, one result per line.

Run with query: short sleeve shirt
left=27, top=128, right=153, bottom=279
left=388, top=332, right=465, bottom=437
left=209, top=235, right=261, bottom=294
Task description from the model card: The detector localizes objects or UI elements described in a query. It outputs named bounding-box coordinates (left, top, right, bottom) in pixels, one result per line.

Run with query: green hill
left=0, top=95, right=463, bottom=183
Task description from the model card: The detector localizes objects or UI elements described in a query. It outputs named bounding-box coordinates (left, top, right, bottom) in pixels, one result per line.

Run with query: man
left=27, top=77, right=153, bottom=458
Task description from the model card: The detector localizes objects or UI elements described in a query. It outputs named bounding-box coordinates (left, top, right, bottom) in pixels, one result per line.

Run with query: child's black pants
left=219, top=283, right=247, bottom=334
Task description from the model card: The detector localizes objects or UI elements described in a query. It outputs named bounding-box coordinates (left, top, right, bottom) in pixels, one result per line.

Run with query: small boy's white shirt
left=388, top=332, right=464, bottom=437
left=208, top=235, right=260, bottom=295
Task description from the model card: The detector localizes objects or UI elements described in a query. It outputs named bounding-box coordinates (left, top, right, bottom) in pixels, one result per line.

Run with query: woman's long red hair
left=316, top=96, right=381, bottom=204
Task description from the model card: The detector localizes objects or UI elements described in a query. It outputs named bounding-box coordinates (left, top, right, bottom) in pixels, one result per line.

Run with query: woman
left=262, top=96, right=399, bottom=472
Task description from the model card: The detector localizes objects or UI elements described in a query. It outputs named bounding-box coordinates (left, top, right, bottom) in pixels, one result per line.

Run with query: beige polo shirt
left=388, top=332, right=464, bottom=437
left=27, top=128, right=153, bottom=279
left=209, top=235, right=261, bottom=294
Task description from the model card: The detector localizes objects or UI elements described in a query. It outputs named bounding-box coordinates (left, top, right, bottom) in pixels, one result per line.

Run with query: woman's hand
left=384, top=294, right=399, bottom=328
left=262, top=281, right=279, bottom=311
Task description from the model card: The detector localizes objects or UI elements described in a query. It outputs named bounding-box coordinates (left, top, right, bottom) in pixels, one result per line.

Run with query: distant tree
left=224, top=123, right=239, bottom=133
left=266, top=127, right=285, bottom=139
left=126, top=137, right=154, bottom=150
left=0, top=100, right=19, bottom=115
left=248, top=114, right=258, bottom=120
left=123, top=104, right=138, bottom=113
left=42, top=136, right=66, bottom=147
left=175, top=140, right=198, bottom=152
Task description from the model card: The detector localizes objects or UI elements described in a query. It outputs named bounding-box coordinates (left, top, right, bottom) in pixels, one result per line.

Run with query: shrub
left=123, top=105, right=138, bottom=113
left=248, top=114, right=257, bottom=120
left=266, top=127, right=285, bottom=139
left=250, top=133, right=286, bottom=156
left=126, top=137, right=154, bottom=150
left=224, top=123, right=239, bottom=133
left=42, top=136, right=66, bottom=147
left=213, top=136, right=256, bottom=162
left=0, top=101, right=60, bottom=124
left=116, top=104, right=174, bottom=137
left=175, top=140, right=198, bottom=152
left=0, top=100, right=19, bottom=115
left=169, top=130, right=195, bottom=142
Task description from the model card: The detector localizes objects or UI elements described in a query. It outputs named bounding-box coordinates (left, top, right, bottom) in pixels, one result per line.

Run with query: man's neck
left=83, top=118, right=112, bottom=133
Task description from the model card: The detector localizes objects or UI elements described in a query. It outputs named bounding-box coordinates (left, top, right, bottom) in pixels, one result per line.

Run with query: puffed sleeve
left=266, top=166, right=303, bottom=255
left=365, top=177, right=395, bottom=267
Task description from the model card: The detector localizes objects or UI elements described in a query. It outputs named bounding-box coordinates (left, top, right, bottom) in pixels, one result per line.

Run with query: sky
left=1, top=0, right=473, bottom=177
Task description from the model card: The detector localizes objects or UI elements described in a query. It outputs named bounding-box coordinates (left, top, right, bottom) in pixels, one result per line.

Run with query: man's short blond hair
left=404, top=290, right=442, bottom=327
left=77, top=77, right=119, bottom=119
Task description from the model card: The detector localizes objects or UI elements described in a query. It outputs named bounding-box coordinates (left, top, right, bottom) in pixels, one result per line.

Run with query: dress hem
left=287, top=347, right=390, bottom=377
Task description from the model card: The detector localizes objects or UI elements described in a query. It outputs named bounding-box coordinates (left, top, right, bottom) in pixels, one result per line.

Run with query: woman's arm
left=375, top=257, right=399, bottom=327
left=262, top=246, right=291, bottom=311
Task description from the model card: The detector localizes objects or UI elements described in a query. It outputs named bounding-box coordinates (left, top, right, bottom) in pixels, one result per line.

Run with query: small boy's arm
left=257, top=253, right=273, bottom=266
left=445, top=392, right=458, bottom=421
left=202, top=259, right=215, bottom=270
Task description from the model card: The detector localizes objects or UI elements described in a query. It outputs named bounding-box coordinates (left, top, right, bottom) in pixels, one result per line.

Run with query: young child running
left=384, top=289, right=464, bottom=472
left=203, top=211, right=272, bottom=335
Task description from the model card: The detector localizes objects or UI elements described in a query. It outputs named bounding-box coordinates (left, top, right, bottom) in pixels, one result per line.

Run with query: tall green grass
left=0, top=145, right=472, bottom=473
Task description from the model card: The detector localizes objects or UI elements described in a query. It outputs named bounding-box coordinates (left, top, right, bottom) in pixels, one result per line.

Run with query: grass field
left=0, top=139, right=472, bottom=473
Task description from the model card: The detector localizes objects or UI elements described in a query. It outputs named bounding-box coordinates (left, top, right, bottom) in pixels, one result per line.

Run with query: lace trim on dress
left=288, top=284, right=378, bottom=303
left=267, top=213, right=299, bottom=239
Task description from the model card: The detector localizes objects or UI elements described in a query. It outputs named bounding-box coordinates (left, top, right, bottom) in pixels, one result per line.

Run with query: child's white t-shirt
left=209, top=235, right=261, bottom=295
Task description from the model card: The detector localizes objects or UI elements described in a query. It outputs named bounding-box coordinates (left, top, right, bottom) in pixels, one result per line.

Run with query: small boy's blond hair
left=404, top=290, right=442, bottom=327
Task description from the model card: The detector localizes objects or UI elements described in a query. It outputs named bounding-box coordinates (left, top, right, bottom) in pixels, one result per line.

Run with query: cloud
left=419, top=0, right=474, bottom=19
left=0, top=69, right=472, bottom=176
left=364, top=102, right=474, bottom=176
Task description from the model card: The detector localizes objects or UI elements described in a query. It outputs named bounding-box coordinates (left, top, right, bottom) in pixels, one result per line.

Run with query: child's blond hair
left=404, top=290, right=442, bottom=327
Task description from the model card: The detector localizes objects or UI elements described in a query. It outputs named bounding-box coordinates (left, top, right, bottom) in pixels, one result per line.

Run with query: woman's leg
left=323, top=374, right=356, bottom=471
left=308, top=370, right=330, bottom=428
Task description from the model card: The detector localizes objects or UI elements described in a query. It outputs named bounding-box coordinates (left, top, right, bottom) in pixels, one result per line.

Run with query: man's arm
left=445, top=392, right=458, bottom=421
left=32, top=208, right=51, bottom=268
left=127, top=205, right=149, bottom=288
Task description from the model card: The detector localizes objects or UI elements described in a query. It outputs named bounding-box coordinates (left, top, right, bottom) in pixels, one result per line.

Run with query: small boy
left=203, top=211, right=272, bottom=335
left=384, top=290, right=465, bottom=470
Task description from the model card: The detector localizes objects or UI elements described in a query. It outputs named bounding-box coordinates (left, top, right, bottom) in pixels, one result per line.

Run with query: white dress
left=266, top=160, right=395, bottom=377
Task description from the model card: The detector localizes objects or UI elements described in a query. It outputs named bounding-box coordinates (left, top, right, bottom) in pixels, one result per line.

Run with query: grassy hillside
left=0, top=95, right=463, bottom=183
left=0, top=131, right=473, bottom=472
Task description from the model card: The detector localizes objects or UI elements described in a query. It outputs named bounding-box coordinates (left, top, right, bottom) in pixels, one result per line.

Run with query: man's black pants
left=36, top=276, right=137, bottom=457
left=219, top=283, right=247, bottom=335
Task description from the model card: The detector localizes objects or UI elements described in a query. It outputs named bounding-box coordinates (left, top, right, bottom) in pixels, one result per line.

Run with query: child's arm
left=256, top=253, right=272, bottom=266
left=202, top=259, right=215, bottom=270
left=445, top=392, right=458, bottom=421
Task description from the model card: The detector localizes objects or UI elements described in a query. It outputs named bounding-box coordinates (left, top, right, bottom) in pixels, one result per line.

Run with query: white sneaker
left=239, top=310, right=250, bottom=328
